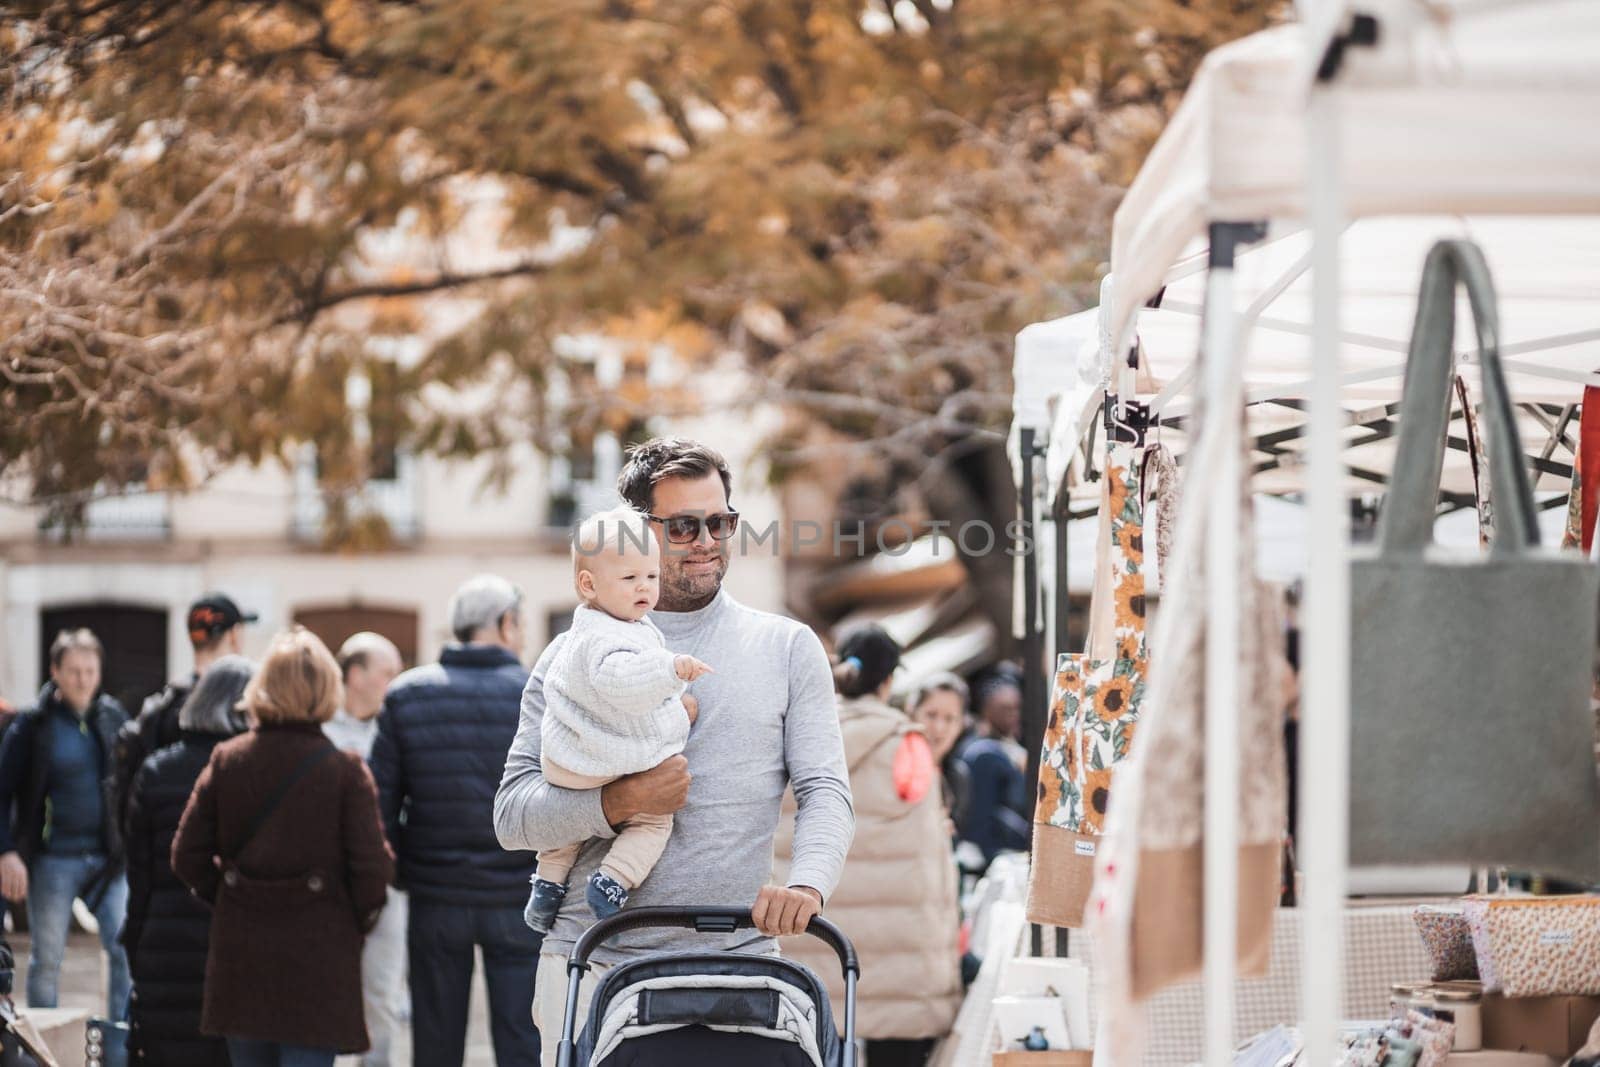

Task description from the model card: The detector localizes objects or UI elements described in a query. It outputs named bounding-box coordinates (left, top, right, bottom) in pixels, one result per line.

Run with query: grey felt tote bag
left=1349, top=240, right=1600, bottom=880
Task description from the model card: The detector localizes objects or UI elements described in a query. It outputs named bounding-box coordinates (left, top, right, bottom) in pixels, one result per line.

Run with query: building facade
left=0, top=415, right=785, bottom=711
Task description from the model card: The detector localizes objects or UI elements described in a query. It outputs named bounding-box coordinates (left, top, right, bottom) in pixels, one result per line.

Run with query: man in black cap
left=111, top=593, right=257, bottom=833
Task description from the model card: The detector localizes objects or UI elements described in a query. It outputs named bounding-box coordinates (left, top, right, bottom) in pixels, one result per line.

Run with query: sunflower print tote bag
left=1026, top=436, right=1148, bottom=928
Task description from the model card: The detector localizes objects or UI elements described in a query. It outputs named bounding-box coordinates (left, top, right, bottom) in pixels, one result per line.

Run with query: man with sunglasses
left=496, top=437, right=854, bottom=1065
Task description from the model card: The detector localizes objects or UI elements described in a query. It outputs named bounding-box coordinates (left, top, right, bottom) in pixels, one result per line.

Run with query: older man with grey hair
left=369, top=576, right=540, bottom=1066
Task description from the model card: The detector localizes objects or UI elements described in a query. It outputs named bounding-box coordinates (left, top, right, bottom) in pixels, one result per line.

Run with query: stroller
left=555, top=906, right=859, bottom=1067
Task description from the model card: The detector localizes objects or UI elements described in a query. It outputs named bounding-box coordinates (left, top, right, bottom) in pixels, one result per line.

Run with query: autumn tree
left=2, top=0, right=1275, bottom=580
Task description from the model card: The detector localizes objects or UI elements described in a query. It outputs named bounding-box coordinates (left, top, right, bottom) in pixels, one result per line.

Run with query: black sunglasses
left=646, top=511, right=740, bottom=545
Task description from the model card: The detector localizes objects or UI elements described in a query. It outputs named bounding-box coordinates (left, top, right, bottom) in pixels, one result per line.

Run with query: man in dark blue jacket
left=0, top=629, right=130, bottom=1019
left=369, top=575, right=539, bottom=1067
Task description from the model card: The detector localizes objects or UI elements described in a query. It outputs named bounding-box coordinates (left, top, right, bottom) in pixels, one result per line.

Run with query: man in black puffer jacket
left=369, top=575, right=539, bottom=1067
left=122, top=656, right=251, bottom=1067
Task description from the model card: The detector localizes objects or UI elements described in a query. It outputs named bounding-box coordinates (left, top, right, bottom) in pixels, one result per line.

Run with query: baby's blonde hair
left=572, top=507, right=657, bottom=589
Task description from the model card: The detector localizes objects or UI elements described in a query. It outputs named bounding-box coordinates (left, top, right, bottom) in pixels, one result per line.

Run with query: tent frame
left=1015, top=8, right=1600, bottom=1060
left=1051, top=395, right=1576, bottom=522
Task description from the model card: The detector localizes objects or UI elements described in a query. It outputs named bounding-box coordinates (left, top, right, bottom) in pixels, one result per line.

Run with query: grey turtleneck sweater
left=495, top=589, right=854, bottom=963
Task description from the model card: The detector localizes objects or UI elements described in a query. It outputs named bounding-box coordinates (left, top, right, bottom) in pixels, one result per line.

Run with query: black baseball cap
left=187, top=594, right=258, bottom=645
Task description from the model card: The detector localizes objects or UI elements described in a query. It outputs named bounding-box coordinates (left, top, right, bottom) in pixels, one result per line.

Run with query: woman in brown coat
left=172, top=628, right=393, bottom=1067
left=775, top=624, right=962, bottom=1067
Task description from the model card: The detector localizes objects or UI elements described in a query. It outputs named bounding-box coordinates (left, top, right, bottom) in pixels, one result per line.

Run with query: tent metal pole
left=1159, top=363, right=1411, bottom=423
left=1301, top=75, right=1350, bottom=1067
left=1019, top=427, right=1048, bottom=810
left=1502, top=327, right=1600, bottom=357
left=1498, top=359, right=1600, bottom=389
left=1202, top=221, right=1256, bottom=1067
left=1156, top=298, right=1410, bottom=354
left=1055, top=488, right=1073, bottom=665
left=1149, top=248, right=1314, bottom=419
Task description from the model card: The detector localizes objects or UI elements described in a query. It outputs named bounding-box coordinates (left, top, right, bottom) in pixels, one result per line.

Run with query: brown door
left=39, top=603, right=169, bottom=714
left=292, top=605, right=420, bottom=667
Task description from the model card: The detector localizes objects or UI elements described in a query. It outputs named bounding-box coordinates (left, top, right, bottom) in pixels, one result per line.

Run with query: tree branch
left=283, top=259, right=553, bottom=323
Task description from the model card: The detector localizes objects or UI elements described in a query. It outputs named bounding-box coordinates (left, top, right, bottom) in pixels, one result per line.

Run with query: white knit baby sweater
left=540, top=603, right=690, bottom=778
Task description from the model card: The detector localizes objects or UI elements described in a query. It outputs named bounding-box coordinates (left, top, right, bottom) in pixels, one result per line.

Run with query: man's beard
left=659, top=554, right=727, bottom=610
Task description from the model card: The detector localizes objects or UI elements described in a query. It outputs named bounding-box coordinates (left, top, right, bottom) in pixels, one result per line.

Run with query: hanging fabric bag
left=1026, top=431, right=1149, bottom=928
left=1348, top=240, right=1600, bottom=879
left=1087, top=343, right=1288, bottom=1066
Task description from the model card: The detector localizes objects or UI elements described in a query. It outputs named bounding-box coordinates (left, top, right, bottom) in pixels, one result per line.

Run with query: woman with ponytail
left=775, top=624, right=961, bottom=1067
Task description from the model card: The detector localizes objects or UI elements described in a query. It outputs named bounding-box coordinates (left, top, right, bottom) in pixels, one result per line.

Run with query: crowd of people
left=0, top=436, right=1035, bottom=1067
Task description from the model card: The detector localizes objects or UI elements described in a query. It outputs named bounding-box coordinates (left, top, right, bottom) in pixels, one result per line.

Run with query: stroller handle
left=567, top=905, right=860, bottom=978
left=558, top=905, right=859, bottom=1067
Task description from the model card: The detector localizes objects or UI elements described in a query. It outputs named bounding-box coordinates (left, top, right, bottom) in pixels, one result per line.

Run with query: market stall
left=992, top=2, right=1600, bottom=1065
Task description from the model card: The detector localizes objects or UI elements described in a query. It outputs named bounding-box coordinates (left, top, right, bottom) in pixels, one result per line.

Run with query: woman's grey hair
left=907, top=671, right=971, bottom=715
left=179, top=655, right=254, bottom=736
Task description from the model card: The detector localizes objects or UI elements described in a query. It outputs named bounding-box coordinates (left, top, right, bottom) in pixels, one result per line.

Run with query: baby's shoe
left=586, top=870, right=630, bottom=920
left=524, top=877, right=567, bottom=933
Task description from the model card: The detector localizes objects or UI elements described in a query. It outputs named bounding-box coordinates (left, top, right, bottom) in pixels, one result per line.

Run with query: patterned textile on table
left=1412, top=904, right=1478, bottom=982
left=1463, top=894, right=1600, bottom=996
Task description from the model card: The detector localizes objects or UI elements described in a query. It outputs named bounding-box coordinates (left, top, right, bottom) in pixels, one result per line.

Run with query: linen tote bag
left=1087, top=374, right=1287, bottom=1066
left=1348, top=240, right=1600, bottom=880
left=1026, top=434, right=1149, bottom=928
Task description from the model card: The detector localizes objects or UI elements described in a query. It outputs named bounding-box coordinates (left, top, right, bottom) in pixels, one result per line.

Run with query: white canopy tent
left=1107, top=5, right=1600, bottom=364
left=1031, top=214, right=1600, bottom=509
left=1012, top=2, right=1600, bottom=1063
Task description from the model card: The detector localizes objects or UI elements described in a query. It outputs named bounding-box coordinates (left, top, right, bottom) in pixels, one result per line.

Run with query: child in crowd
left=525, top=507, right=710, bottom=930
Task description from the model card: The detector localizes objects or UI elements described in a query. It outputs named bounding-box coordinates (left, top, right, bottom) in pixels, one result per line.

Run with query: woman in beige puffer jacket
left=773, top=624, right=962, bottom=1067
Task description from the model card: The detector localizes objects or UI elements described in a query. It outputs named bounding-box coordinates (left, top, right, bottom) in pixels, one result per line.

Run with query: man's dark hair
left=617, top=437, right=733, bottom=514
left=974, top=662, right=1022, bottom=711
left=49, top=628, right=104, bottom=668
left=193, top=629, right=230, bottom=654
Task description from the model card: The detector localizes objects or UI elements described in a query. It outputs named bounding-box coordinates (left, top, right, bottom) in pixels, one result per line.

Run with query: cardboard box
left=1443, top=1052, right=1560, bottom=1067
left=1482, top=992, right=1600, bottom=1058
left=992, top=1053, right=1093, bottom=1067
left=20, top=1006, right=85, bottom=1067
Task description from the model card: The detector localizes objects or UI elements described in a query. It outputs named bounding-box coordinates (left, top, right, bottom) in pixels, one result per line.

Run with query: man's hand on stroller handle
left=752, top=884, right=822, bottom=937
left=601, top=755, right=691, bottom=827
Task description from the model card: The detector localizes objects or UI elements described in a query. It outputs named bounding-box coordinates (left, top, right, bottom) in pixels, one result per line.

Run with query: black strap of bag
left=227, top=745, right=336, bottom=864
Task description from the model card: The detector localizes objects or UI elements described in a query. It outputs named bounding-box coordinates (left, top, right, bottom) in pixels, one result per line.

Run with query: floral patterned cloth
left=1563, top=461, right=1584, bottom=550
left=1140, top=444, right=1179, bottom=582
left=1025, top=436, right=1150, bottom=929
left=1463, top=895, right=1600, bottom=996
left=1413, top=905, right=1479, bottom=981
left=1562, top=386, right=1600, bottom=553
left=1035, top=441, right=1147, bottom=838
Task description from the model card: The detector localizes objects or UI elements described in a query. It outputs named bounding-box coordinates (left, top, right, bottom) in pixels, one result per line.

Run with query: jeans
left=224, top=1037, right=336, bottom=1067
left=25, top=851, right=130, bottom=1020
left=407, top=899, right=542, bottom=1067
